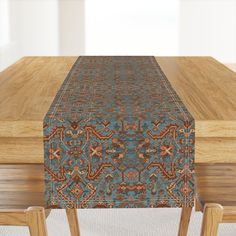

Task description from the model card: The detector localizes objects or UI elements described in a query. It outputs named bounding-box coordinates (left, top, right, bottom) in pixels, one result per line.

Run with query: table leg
left=178, top=207, right=192, bottom=236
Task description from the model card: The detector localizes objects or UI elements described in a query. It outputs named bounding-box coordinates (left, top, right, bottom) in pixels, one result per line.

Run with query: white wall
left=14, top=0, right=59, bottom=56
left=0, top=0, right=85, bottom=71
left=179, top=0, right=236, bottom=63
left=85, top=0, right=236, bottom=63
left=85, top=0, right=179, bottom=56
left=0, top=0, right=18, bottom=71
left=0, top=0, right=9, bottom=47
left=0, top=0, right=236, bottom=71
left=58, top=0, right=85, bottom=55
left=0, top=0, right=59, bottom=71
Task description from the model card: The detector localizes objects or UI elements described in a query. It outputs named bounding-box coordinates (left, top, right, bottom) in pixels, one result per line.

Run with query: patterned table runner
left=44, top=56, right=195, bottom=208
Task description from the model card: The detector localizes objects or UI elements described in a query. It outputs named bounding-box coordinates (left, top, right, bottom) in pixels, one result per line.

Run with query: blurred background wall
left=0, top=0, right=235, bottom=71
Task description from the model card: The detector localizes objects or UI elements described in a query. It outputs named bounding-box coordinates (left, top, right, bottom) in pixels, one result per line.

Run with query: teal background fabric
left=44, top=56, right=195, bottom=208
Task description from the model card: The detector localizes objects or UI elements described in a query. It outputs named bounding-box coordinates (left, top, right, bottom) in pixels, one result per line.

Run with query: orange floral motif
left=160, top=145, right=173, bottom=157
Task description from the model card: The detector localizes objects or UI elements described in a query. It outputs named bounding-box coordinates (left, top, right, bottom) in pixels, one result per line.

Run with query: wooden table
left=0, top=56, right=236, bottom=164
left=0, top=57, right=236, bottom=236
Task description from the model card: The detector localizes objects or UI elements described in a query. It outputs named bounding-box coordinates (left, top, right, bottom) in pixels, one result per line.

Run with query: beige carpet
left=1, top=208, right=236, bottom=235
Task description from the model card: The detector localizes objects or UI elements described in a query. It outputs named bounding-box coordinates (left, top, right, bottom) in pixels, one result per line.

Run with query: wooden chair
left=0, top=164, right=80, bottom=236
left=2, top=163, right=235, bottom=236
left=178, top=163, right=236, bottom=236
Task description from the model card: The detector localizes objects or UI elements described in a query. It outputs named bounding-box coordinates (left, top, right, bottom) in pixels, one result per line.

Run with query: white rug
left=1, top=209, right=236, bottom=236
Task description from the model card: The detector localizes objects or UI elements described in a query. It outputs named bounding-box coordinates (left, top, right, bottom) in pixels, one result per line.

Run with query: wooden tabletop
left=0, top=57, right=236, bottom=163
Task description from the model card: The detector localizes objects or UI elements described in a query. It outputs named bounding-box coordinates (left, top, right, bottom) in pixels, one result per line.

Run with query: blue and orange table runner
left=44, top=56, right=195, bottom=208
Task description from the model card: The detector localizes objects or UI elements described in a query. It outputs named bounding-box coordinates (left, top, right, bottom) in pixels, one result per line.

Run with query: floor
left=1, top=208, right=236, bottom=236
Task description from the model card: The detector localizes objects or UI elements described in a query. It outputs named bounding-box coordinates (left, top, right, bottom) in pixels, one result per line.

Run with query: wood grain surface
left=0, top=57, right=236, bottom=163
left=196, top=163, right=236, bottom=206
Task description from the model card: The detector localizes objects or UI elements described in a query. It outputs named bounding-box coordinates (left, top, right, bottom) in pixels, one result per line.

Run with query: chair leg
left=200, top=203, right=223, bottom=236
left=26, top=207, right=48, bottom=236
left=66, top=209, right=80, bottom=236
left=178, top=207, right=192, bottom=236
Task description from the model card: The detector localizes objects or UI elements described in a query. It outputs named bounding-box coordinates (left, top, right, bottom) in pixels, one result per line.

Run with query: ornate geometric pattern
left=44, top=56, right=195, bottom=208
